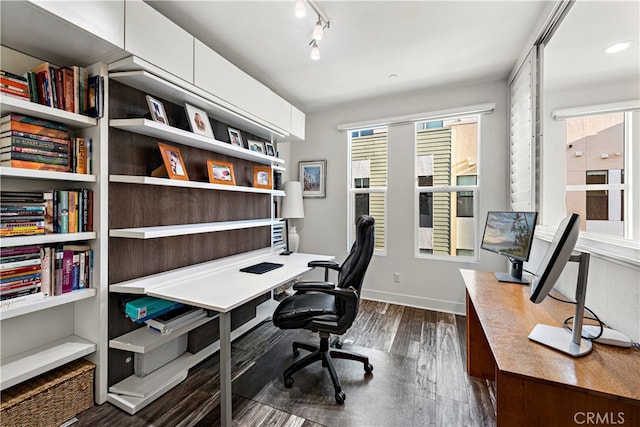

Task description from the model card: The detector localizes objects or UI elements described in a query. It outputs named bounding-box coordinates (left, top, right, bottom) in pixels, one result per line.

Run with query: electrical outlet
left=393, top=272, right=401, bottom=283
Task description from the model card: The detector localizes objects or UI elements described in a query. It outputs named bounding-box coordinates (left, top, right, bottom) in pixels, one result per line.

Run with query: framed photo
left=299, top=160, right=326, bottom=198
left=207, top=159, right=236, bottom=185
left=156, top=142, right=189, bottom=181
left=264, top=141, right=276, bottom=157
left=185, top=103, right=215, bottom=138
left=146, top=95, right=168, bottom=125
left=228, top=128, right=243, bottom=147
left=253, top=165, right=272, bottom=189
left=248, top=140, right=265, bottom=154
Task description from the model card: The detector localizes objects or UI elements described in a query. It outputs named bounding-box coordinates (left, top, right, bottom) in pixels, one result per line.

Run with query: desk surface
left=461, top=269, right=639, bottom=404
left=149, top=252, right=333, bottom=312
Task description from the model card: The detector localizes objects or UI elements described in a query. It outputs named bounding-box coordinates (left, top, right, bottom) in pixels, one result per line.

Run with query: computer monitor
left=481, top=211, right=538, bottom=283
left=527, top=213, right=592, bottom=357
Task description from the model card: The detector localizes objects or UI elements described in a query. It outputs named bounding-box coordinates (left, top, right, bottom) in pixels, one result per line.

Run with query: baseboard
left=361, top=289, right=466, bottom=316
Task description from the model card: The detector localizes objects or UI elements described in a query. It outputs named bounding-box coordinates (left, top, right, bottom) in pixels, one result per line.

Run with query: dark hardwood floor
left=76, top=300, right=496, bottom=426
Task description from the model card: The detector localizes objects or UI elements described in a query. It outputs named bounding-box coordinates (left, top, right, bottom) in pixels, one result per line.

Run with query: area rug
left=233, top=330, right=418, bottom=427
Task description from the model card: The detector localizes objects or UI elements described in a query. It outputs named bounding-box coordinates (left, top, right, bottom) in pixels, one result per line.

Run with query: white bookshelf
left=0, top=335, right=96, bottom=390
left=0, top=232, right=97, bottom=248
left=109, top=219, right=278, bottom=239
left=0, top=95, right=97, bottom=129
left=109, top=174, right=278, bottom=194
left=0, top=167, right=96, bottom=183
left=0, top=288, right=96, bottom=320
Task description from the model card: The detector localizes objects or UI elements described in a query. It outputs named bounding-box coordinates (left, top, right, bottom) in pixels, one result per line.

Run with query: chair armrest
left=293, top=281, right=335, bottom=292
left=308, top=260, right=341, bottom=281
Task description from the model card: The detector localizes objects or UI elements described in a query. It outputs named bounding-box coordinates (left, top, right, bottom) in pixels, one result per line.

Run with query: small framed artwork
left=299, top=160, right=326, bottom=198
left=154, top=142, right=189, bottom=181
left=185, top=103, right=215, bottom=138
left=146, top=95, right=168, bottom=125
left=264, top=141, right=276, bottom=157
left=248, top=140, right=265, bottom=154
left=207, top=159, right=236, bottom=185
left=228, top=128, right=243, bottom=147
left=253, top=165, right=272, bottom=189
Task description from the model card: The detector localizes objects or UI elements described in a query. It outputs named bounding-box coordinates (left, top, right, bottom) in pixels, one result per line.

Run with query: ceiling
left=146, top=0, right=550, bottom=113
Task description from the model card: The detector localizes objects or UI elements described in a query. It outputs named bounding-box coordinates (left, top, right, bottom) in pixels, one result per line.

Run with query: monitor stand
left=494, top=258, right=529, bottom=284
left=528, top=252, right=593, bottom=357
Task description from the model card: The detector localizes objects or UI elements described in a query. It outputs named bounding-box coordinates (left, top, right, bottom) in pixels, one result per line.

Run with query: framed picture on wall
left=253, top=165, right=272, bottom=189
left=264, top=141, right=276, bottom=157
left=299, top=160, right=326, bottom=198
left=228, top=128, right=243, bottom=147
left=146, top=95, right=168, bottom=125
left=207, top=159, right=236, bottom=185
left=248, top=140, right=265, bottom=154
left=185, top=103, right=215, bottom=138
left=153, top=142, right=189, bottom=181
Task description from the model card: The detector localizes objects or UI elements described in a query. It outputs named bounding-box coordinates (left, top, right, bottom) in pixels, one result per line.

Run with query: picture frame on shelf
left=145, top=95, right=169, bottom=125
left=185, top=103, right=214, bottom=138
left=228, top=128, right=243, bottom=147
left=207, top=159, right=236, bottom=186
left=299, top=160, right=326, bottom=198
left=253, top=165, right=272, bottom=189
left=248, top=140, right=265, bottom=154
left=152, top=142, right=189, bottom=181
left=264, top=141, right=276, bottom=157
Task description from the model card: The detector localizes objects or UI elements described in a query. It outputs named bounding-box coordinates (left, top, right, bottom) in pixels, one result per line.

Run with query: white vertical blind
left=509, top=48, right=536, bottom=211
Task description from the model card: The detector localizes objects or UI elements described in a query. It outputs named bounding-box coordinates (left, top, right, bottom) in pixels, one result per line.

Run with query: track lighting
left=295, top=0, right=306, bottom=18
left=310, top=40, right=320, bottom=60
left=313, top=16, right=323, bottom=40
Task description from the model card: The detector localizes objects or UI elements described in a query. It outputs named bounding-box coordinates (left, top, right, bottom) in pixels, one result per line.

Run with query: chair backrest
left=337, top=215, right=375, bottom=294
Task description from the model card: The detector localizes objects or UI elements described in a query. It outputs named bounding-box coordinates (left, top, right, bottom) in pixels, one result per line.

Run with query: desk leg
left=219, top=311, right=232, bottom=427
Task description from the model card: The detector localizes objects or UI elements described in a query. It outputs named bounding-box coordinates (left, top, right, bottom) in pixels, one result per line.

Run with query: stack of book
left=0, top=70, right=30, bottom=101
left=1, top=191, right=46, bottom=237
left=1, top=245, right=42, bottom=301
left=48, top=244, right=93, bottom=295
left=47, top=188, right=94, bottom=234
left=25, top=62, right=88, bottom=114
left=1, top=113, right=92, bottom=173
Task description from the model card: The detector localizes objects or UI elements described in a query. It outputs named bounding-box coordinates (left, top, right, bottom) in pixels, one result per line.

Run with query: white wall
left=287, top=80, right=510, bottom=315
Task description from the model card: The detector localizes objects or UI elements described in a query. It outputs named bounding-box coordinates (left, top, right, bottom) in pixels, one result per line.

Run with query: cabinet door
left=30, top=0, right=125, bottom=48
left=290, top=106, right=306, bottom=140
left=125, top=0, right=193, bottom=83
left=194, top=40, right=290, bottom=133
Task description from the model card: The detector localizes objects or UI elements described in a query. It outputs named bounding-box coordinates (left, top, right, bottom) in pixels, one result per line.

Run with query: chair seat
left=273, top=292, right=338, bottom=329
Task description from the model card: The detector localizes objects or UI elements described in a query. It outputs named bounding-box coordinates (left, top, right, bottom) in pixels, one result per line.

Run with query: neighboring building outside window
left=416, top=116, right=479, bottom=259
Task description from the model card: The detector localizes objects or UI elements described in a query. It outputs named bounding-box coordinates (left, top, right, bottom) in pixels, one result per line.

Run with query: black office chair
left=272, top=215, right=375, bottom=404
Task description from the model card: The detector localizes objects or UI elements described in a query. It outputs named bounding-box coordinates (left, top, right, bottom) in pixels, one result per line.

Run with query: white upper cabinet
left=290, top=105, right=306, bottom=140
left=124, top=0, right=194, bottom=83
left=194, top=40, right=291, bottom=135
left=30, top=0, right=125, bottom=49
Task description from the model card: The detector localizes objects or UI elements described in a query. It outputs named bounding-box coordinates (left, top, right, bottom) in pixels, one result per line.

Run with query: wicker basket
left=1, top=359, right=95, bottom=427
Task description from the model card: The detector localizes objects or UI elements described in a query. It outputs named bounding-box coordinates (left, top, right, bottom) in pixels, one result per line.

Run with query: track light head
left=313, top=16, right=323, bottom=40
left=310, top=40, right=320, bottom=60
left=295, top=0, right=306, bottom=18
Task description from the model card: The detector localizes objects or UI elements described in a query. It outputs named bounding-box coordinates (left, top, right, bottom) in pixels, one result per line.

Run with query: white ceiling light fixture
left=310, top=40, right=320, bottom=60
left=604, top=41, right=632, bottom=54
left=294, top=0, right=306, bottom=18
left=313, top=16, right=324, bottom=41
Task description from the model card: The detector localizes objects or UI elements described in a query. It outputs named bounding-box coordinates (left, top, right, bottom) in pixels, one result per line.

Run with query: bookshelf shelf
left=109, top=118, right=284, bottom=166
left=109, top=312, right=216, bottom=354
left=109, top=174, right=277, bottom=194
left=0, top=334, right=96, bottom=390
left=0, top=94, right=98, bottom=129
left=0, top=288, right=96, bottom=320
left=109, top=219, right=278, bottom=239
left=0, top=232, right=97, bottom=248
left=271, top=164, right=286, bottom=172
left=0, top=167, right=96, bottom=182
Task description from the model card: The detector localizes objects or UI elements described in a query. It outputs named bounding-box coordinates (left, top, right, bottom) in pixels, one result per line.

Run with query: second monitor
left=481, top=211, right=538, bottom=283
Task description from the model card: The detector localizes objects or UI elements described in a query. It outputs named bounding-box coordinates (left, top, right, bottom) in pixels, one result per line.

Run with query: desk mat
left=233, top=330, right=418, bottom=426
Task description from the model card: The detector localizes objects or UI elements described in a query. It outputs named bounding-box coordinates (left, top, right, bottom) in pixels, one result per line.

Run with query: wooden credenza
left=462, top=269, right=639, bottom=427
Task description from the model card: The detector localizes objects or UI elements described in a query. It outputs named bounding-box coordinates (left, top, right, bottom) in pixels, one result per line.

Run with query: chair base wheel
left=335, top=390, right=346, bottom=404
left=284, top=376, right=294, bottom=388
left=364, top=363, right=373, bottom=374
left=292, top=348, right=300, bottom=357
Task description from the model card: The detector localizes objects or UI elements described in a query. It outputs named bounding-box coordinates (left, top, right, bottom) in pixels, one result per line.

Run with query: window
left=416, top=116, right=479, bottom=259
left=348, top=128, right=387, bottom=253
left=565, top=112, right=630, bottom=238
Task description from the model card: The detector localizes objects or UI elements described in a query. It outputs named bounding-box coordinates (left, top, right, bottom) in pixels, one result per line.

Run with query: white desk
left=148, top=251, right=333, bottom=426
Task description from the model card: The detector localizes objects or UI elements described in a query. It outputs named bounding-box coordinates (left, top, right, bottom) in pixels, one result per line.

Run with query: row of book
left=1, top=189, right=94, bottom=237
left=0, top=64, right=102, bottom=118
left=1, top=113, right=92, bottom=174
left=0, top=243, right=93, bottom=301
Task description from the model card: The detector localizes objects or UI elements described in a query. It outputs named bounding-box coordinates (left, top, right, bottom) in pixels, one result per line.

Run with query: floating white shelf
left=0, top=94, right=97, bottom=129
left=106, top=298, right=277, bottom=414
left=109, top=174, right=276, bottom=194
left=271, top=164, right=286, bottom=172
left=109, top=219, right=278, bottom=239
left=108, top=64, right=288, bottom=141
left=272, top=190, right=286, bottom=197
left=0, top=232, right=97, bottom=248
left=0, top=334, right=96, bottom=390
left=109, top=313, right=216, bottom=354
left=109, top=118, right=284, bottom=166
left=0, top=288, right=96, bottom=320
left=0, top=167, right=97, bottom=182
